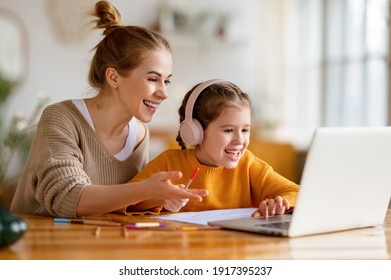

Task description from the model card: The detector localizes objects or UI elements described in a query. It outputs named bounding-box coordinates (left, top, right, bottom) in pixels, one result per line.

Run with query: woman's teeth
left=144, top=100, right=159, bottom=109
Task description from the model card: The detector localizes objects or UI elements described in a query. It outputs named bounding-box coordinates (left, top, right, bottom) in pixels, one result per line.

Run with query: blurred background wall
left=0, top=0, right=390, bottom=188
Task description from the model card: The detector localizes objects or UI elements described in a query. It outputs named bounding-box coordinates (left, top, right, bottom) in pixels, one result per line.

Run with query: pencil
left=150, top=225, right=221, bottom=231
left=123, top=227, right=129, bottom=238
left=180, top=226, right=221, bottom=231
left=54, top=218, right=121, bottom=227
left=125, top=222, right=166, bottom=229
left=94, top=226, right=101, bottom=236
left=185, top=167, right=200, bottom=189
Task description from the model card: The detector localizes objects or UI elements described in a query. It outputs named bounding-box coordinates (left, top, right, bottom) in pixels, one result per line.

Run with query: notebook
left=208, top=127, right=391, bottom=237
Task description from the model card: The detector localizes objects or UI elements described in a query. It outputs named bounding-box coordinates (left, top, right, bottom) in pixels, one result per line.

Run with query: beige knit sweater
left=10, top=100, right=149, bottom=218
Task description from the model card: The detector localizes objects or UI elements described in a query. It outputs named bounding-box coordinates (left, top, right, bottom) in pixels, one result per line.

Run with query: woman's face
left=116, top=49, right=173, bottom=123
left=195, top=105, right=251, bottom=168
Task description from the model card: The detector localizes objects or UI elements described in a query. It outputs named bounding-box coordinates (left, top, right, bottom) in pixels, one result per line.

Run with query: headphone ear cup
left=179, top=118, right=204, bottom=146
left=179, top=79, right=225, bottom=146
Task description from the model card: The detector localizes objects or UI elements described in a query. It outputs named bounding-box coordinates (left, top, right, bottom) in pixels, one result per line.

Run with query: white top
left=72, top=99, right=137, bottom=161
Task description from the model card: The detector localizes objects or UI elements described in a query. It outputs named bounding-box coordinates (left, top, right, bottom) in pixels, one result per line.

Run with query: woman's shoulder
left=40, top=100, right=86, bottom=131
left=42, top=100, right=78, bottom=116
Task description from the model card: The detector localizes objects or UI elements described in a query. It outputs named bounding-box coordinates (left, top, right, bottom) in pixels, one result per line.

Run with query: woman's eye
left=148, top=77, right=158, bottom=82
left=164, top=79, right=171, bottom=85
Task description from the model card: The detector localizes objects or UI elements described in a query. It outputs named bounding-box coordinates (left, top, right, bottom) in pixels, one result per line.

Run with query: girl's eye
left=148, top=77, right=158, bottom=82
left=224, top=129, right=234, bottom=133
left=164, top=79, right=171, bottom=85
left=242, top=128, right=250, bottom=133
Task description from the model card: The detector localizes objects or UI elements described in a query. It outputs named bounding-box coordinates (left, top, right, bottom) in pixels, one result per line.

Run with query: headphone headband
left=184, top=79, right=226, bottom=119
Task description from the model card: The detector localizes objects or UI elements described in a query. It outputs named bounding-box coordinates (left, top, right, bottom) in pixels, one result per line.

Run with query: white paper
left=151, top=208, right=257, bottom=225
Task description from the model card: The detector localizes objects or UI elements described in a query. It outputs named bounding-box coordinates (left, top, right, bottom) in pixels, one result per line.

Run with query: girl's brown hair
left=176, top=81, right=252, bottom=149
left=88, top=0, right=172, bottom=89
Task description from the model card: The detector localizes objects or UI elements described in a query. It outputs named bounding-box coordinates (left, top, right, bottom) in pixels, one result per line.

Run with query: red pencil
left=185, top=167, right=200, bottom=189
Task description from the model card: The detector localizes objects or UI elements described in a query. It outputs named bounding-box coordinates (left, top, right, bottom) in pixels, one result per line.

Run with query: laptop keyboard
left=257, top=221, right=291, bottom=230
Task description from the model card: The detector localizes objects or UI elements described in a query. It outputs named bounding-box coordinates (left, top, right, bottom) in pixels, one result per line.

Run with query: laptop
left=208, top=127, right=391, bottom=237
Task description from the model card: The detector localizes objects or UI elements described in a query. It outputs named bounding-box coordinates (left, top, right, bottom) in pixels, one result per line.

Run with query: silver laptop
left=208, top=127, right=391, bottom=237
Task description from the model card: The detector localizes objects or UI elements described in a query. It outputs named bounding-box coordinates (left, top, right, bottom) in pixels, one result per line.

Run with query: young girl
left=121, top=79, right=300, bottom=218
left=10, top=1, right=206, bottom=218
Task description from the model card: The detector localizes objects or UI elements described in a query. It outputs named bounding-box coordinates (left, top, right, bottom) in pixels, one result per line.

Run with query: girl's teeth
left=226, top=150, right=239, bottom=156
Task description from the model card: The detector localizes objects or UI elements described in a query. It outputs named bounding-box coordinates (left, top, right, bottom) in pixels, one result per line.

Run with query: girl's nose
left=233, top=131, right=245, bottom=143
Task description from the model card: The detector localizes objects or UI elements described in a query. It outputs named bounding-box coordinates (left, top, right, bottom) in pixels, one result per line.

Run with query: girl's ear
left=105, top=67, right=119, bottom=88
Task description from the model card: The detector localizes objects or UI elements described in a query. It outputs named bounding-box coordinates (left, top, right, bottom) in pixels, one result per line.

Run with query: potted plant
left=0, top=71, right=48, bottom=208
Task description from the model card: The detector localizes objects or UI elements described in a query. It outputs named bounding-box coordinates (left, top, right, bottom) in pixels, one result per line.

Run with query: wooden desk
left=1, top=210, right=391, bottom=260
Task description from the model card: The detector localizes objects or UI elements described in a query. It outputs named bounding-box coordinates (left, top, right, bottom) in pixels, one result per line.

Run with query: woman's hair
left=88, top=0, right=172, bottom=89
left=176, top=81, right=252, bottom=149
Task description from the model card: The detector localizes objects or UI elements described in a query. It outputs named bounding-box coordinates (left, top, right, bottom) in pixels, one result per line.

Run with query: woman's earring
left=113, top=84, right=118, bottom=89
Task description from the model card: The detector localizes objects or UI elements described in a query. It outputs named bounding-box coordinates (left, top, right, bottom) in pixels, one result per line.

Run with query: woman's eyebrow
left=146, top=71, right=172, bottom=79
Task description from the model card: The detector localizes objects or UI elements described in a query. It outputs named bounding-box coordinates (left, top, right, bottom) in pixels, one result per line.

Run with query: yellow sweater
left=125, top=149, right=299, bottom=213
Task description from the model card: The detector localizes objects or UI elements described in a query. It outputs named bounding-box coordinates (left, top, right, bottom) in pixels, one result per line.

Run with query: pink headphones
left=179, top=79, right=227, bottom=146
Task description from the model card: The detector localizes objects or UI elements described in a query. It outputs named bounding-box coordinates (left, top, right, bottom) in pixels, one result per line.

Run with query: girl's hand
left=251, top=196, right=290, bottom=219
left=163, top=198, right=189, bottom=212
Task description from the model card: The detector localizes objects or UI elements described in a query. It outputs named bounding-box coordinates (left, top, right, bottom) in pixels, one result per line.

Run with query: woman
left=10, top=1, right=207, bottom=218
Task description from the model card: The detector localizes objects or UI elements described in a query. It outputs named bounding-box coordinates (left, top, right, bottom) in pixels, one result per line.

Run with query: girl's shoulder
left=242, top=149, right=271, bottom=167
left=151, top=148, right=195, bottom=164
left=158, top=148, right=193, bottom=157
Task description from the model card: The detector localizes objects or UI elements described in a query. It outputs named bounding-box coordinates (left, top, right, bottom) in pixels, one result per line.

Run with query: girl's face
left=116, top=49, right=172, bottom=123
left=195, top=105, right=251, bottom=168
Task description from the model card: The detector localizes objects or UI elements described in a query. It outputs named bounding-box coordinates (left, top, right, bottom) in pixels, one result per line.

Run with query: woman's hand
left=143, top=171, right=208, bottom=202
left=251, top=196, right=290, bottom=219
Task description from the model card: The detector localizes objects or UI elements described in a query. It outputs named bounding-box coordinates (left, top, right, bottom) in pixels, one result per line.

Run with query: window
left=256, top=0, right=389, bottom=148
